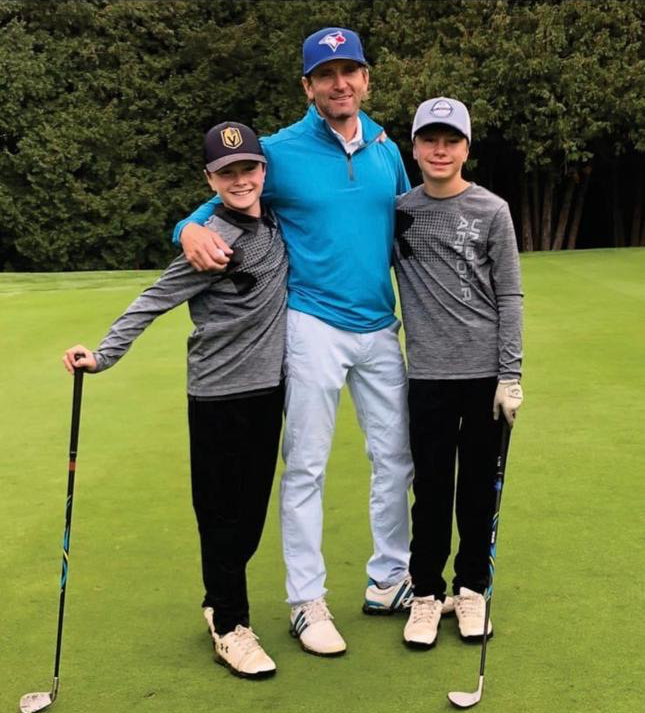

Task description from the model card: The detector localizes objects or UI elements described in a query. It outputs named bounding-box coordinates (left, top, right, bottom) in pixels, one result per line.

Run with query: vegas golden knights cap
left=204, top=122, right=266, bottom=172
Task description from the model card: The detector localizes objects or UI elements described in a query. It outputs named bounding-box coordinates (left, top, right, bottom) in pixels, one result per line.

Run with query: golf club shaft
left=52, top=364, right=84, bottom=682
left=478, top=419, right=511, bottom=681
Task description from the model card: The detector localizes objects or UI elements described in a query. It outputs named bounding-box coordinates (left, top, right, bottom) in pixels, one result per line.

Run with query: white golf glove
left=493, top=380, right=523, bottom=426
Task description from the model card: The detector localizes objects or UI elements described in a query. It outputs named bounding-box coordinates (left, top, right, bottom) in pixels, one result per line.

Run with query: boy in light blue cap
left=394, top=97, right=524, bottom=650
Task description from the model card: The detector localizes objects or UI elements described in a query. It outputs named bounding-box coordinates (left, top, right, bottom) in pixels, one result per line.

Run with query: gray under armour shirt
left=93, top=204, right=287, bottom=397
left=394, top=183, right=523, bottom=380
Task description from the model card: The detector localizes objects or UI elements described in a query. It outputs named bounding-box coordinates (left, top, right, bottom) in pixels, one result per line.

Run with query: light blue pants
left=280, top=309, right=413, bottom=605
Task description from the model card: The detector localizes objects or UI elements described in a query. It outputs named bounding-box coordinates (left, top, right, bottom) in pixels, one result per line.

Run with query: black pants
left=408, top=378, right=502, bottom=598
left=188, top=384, right=284, bottom=635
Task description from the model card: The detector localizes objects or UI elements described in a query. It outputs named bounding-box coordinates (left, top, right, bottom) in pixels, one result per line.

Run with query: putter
left=447, top=418, right=512, bottom=710
left=20, top=357, right=85, bottom=713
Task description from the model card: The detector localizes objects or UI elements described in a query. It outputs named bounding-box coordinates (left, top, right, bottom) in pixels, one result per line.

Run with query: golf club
left=20, top=356, right=85, bottom=713
left=447, top=418, right=512, bottom=709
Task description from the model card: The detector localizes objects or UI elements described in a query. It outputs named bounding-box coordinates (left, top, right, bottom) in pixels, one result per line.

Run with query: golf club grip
left=69, top=365, right=84, bottom=457
left=496, top=419, right=512, bottom=481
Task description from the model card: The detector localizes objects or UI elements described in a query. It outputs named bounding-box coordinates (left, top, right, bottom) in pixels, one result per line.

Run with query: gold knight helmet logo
left=221, top=127, right=243, bottom=149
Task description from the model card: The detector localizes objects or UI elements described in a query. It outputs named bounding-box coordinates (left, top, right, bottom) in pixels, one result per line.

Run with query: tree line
left=1, top=0, right=643, bottom=271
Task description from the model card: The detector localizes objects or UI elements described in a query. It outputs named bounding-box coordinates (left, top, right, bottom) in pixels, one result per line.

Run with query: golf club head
left=447, top=690, right=482, bottom=709
left=19, top=691, right=55, bottom=713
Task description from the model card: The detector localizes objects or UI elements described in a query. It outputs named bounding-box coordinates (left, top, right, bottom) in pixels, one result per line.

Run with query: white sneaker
left=203, top=608, right=276, bottom=678
left=363, top=575, right=414, bottom=615
left=454, top=587, right=493, bottom=641
left=290, top=597, right=347, bottom=656
left=403, top=595, right=443, bottom=649
left=363, top=575, right=455, bottom=616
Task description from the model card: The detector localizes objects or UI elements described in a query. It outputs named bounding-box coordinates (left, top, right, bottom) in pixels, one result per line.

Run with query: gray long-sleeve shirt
left=394, top=183, right=523, bottom=380
left=93, top=204, right=287, bottom=397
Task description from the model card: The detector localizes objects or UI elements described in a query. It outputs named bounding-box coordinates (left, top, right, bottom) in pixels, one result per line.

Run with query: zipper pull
left=347, top=153, right=354, bottom=181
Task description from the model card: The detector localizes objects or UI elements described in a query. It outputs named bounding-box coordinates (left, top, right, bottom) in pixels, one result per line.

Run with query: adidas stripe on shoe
left=290, top=597, right=346, bottom=656
left=362, top=575, right=414, bottom=615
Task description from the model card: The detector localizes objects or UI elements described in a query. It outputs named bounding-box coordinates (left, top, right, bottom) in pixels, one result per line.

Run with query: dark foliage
left=0, top=0, right=642, bottom=269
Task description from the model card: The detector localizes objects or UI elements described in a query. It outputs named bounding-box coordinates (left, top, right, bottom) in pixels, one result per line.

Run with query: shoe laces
left=227, top=625, right=262, bottom=654
left=455, top=593, right=484, bottom=618
left=410, top=597, right=442, bottom=623
left=298, top=597, right=333, bottom=625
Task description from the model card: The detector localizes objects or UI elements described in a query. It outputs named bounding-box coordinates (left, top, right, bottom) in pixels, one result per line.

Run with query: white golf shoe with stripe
left=363, top=575, right=414, bottom=614
left=290, top=597, right=346, bottom=656
left=363, top=574, right=455, bottom=616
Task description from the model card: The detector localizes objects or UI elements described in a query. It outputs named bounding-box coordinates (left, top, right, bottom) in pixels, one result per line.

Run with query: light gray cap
left=411, top=97, right=471, bottom=143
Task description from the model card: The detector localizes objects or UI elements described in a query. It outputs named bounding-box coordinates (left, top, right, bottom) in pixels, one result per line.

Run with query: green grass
left=1, top=248, right=643, bottom=713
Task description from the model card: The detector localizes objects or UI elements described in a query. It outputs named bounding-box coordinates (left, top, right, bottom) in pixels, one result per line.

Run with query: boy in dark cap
left=63, top=122, right=287, bottom=679
left=394, top=98, right=524, bottom=649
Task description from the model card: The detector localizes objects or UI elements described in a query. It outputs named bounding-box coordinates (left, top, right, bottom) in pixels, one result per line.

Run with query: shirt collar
left=214, top=202, right=276, bottom=231
left=305, top=105, right=384, bottom=144
left=328, top=118, right=364, bottom=155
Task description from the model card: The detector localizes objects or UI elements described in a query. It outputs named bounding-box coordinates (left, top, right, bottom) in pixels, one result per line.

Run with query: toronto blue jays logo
left=319, top=31, right=347, bottom=52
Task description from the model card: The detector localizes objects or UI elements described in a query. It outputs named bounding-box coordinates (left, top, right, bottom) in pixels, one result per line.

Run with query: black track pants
left=188, top=384, right=284, bottom=635
left=408, top=378, right=502, bottom=598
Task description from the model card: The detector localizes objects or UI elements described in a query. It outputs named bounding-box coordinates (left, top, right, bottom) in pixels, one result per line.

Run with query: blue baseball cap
left=303, top=27, right=367, bottom=75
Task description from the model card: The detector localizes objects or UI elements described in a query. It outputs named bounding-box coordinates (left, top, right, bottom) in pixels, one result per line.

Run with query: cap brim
left=412, top=121, right=469, bottom=142
left=305, top=56, right=367, bottom=75
left=205, top=153, right=266, bottom=173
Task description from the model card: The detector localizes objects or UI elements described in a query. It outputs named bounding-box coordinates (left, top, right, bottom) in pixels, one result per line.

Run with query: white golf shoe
left=203, top=608, right=276, bottom=678
left=403, top=595, right=443, bottom=649
left=363, top=575, right=414, bottom=615
left=363, top=575, right=455, bottom=616
left=290, top=597, right=347, bottom=656
left=454, top=587, right=493, bottom=641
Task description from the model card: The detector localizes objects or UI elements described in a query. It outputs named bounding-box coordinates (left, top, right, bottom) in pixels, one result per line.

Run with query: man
left=173, top=27, right=420, bottom=657
left=393, top=98, right=523, bottom=650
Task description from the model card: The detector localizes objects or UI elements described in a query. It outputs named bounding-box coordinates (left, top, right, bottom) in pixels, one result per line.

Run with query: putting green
left=1, top=248, right=643, bottom=713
